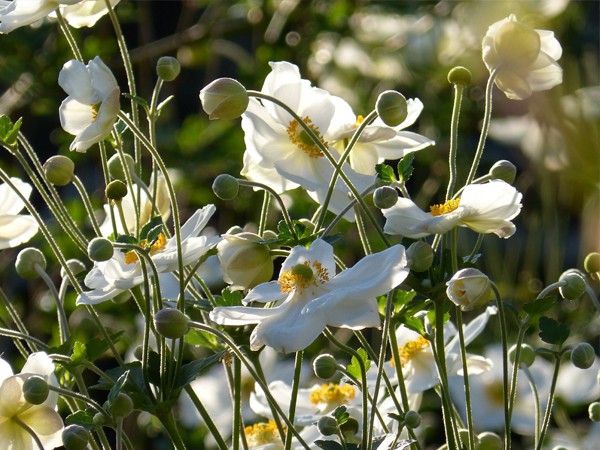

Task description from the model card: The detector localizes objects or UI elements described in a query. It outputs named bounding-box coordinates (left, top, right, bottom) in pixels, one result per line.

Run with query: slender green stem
left=258, top=190, right=271, bottom=236
left=12, top=416, right=44, bottom=450
left=72, top=175, right=102, bottom=236
left=320, top=183, right=377, bottom=238
left=0, top=327, right=47, bottom=349
left=353, top=204, right=372, bottom=256
left=232, top=358, right=242, bottom=450
left=48, top=384, right=107, bottom=414
left=35, top=265, right=69, bottom=343
left=55, top=9, right=83, bottom=61
left=158, top=410, right=188, bottom=450
left=522, top=365, right=541, bottom=447
left=284, top=350, right=303, bottom=450
left=446, top=84, right=464, bottom=200
left=454, top=309, right=475, bottom=450
left=535, top=354, right=562, bottom=450
left=184, top=385, right=229, bottom=450
left=0, top=287, right=38, bottom=353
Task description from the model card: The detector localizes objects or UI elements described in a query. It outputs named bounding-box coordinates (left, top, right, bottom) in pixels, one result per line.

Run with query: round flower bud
left=107, top=153, right=135, bottom=180
left=105, top=180, right=128, bottom=201
left=508, top=343, right=536, bottom=367
left=340, top=417, right=359, bottom=438
left=15, top=247, right=46, bottom=280
left=43, top=155, right=74, bottom=186
left=489, top=160, right=517, bottom=184
left=446, top=268, right=491, bottom=311
left=62, top=424, right=90, bottom=450
left=589, top=402, right=600, bottom=421
left=406, top=241, right=434, bottom=272
left=373, top=186, right=398, bottom=209
left=494, top=19, right=541, bottom=68
left=584, top=252, right=600, bottom=278
left=212, top=174, right=240, bottom=200
left=110, top=393, right=134, bottom=418
left=93, top=412, right=107, bottom=426
left=154, top=308, right=190, bottom=339
left=23, top=375, right=49, bottom=405
left=317, top=416, right=339, bottom=436
left=60, top=258, right=87, bottom=279
left=403, top=410, right=421, bottom=429
left=218, top=232, right=274, bottom=290
left=375, top=90, right=408, bottom=127
left=87, top=237, right=114, bottom=262
left=477, top=431, right=503, bottom=450
left=558, top=270, right=587, bottom=301
left=570, top=342, right=596, bottom=369
left=313, top=354, right=338, bottom=379
left=156, top=56, right=181, bottom=82
left=447, top=66, right=472, bottom=86
left=200, top=78, right=249, bottom=120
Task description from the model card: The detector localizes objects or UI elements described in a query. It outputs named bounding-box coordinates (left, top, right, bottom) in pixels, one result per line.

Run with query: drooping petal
left=0, top=177, right=32, bottom=215
left=60, top=0, right=120, bottom=29
left=382, top=197, right=439, bottom=238
left=210, top=304, right=282, bottom=326
left=243, top=281, right=287, bottom=304
left=58, top=59, right=94, bottom=104
left=59, top=98, right=95, bottom=136
left=0, top=215, right=39, bottom=249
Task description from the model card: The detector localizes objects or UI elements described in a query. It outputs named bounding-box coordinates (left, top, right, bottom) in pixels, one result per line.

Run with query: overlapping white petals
left=0, top=177, right=39, bottom=249
left=59, top=0, right=119, bottom=28
left=0, top=0, right=79, bottom=33
left=210, top=238, right=409, bottom=353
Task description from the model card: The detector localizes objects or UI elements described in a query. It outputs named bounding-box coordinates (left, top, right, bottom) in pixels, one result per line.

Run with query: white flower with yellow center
left=328, top=96, right=434, bottom=176
left=0, top=352, right=63, bottom=449
left=244, top=420, right=285, bottom=450
left=388, top=307, right=496, bottom=394
left=241, top=61, right=373, bottom=219
left=482, top=14, right=562, bottom=100
left=382, top=180, right=522, bottom=239
left=0, top=177, right=39, bottom=250
left=0, top=0, right=80, bottom=33
left=77, top=205, right=218, bottom=305
left=210, top=238, right=409, bottom=353
left=58, top=56, right=120, bottom=152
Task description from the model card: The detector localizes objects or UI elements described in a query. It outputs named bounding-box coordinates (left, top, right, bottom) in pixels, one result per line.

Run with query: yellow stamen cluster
left=287, top=116, right=327, bottom=158
left=429, top=198, right=461, bottom=217
left=354, top=115, right=365, bottom=128
left=124, top=232, right=167, bottom=264
left=391, top=336, right=431, bottom=367
left=310, top=383, right=355, bottom=406
left=91, top=102, right=100, bottom=121
left=278, top=260, right=329, bottom=294
left=244, top=420, right=282, bottom=447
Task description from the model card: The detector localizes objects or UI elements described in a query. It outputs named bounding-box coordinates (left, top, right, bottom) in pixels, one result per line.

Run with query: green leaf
left=107, top=371, right=129, bottom=403
left=184, top=328, right=221, bottom=351
left=122, top=93, right=149, bottom=110
left=0, top=115, right=22, bottom=146
left=66, top=409, right=96, bottom=430
left=397, top=154, right=415, bottom=183
left=539, top=316, right=570, bottom=346
left=217, top=288, right=244, bottom=307
left=375, top=163, right=396, bottom=184
left=333, top=405, right=350, bottom=424
left=346, top=348, right=370, bottom=380
left=116, top=234, right=138, bottom=246
left=139, top=216, right=164, bottom=241
left=523, top=296, right=557, bottom=322
left=156, top=95, right=175, bottom=113
left=174, top=351, right=225, bottom=390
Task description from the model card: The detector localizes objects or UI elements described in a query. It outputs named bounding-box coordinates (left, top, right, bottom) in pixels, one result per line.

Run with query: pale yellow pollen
left=354, top=115, right=365, bottom=128
left=278, top=260, right=330, bottom=294
left=309, top=383, right=355, bottom=406
left=91, top=102, right=100, bottom=121
left=286, top=116, right=328, bottom=158
left=390, top=336, right=431, bottom=367
left=244, top=420, right=282, bottom=447
left=429, top=198, right=461, bottom=217
left=124, top=232, right=167, bottom=264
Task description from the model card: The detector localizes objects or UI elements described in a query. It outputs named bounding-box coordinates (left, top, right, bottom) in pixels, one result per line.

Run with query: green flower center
left=287, top=116, right=327, bottom=158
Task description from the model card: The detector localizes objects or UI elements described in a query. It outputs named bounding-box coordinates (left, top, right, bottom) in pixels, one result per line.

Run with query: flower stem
left=158, top=410, right=188, bottom=450
left=454, top=309, right=475, bottom=450
left=446, top=84, right=464, bottom=200
left=12, top=416, right=44, bottom=450
left=184, top=385, right=229, bottom=450
left=535, top=353, right=562, bottom=450
left=56, top=9, right=83, bottom=61
left=284, top=350, right=304, bottom=450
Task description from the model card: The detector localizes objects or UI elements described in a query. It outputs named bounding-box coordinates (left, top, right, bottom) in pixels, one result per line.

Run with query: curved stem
left=56, top=9, right=83, bottom=61
left=535, top=354, right=562, bottom=450
left=35, top=265, right=69, bottom=344
left=446, top=84, right=464, bottom=200
left=454, top=309, right=475, bottom=450
left=12, top=416, right=45, bottom=450
left=284, top=350, right=303, bottom=450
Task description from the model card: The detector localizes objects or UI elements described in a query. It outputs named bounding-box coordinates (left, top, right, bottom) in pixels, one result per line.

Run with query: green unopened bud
left=403, top=410, right=421, bottom=429
left=60, top=258, right=87, bottom=279
left=509, top=343, right=536, bottom=367
left=373, top=186, right=398, bottom=209
left=494, top=18, right=541, bottom=67
left=156, top=56, right=181, bottom=82
left=406, top=241, right=434, bottom=272
left=110, top=393, right=134, bottom=418
left=23, top=375, right=49, bottom=405
left=589, top=402, right=600, bottom=421
left=93, top=412, right=107, bottom=426
left=88, top=237, right=114, bottom=262
left=489, top=160, right=517, bottom=184
left=15, top=247, right=46, bottom=280
left=43, top=155, right=74, bottom=186
left=375, top=90, right=408, bottom=127
left=212, top=174, right=239, bottom=200
left=107, top=153, right=135, bottom=180
left=317, top=416, right=339, bottom=436
left=446, top=268, right=491, bottom=311
left=200, top=78, right=248, bottom=120
left=571, top=342, right=596, bottom=369
left=154, top=308, right=190, bottom=339
left=62, top=424, right=90, bottom=450
left=340, top=417, right=359, bottom=438
left=218, top=232, right=274, bottom=290
left=584, top=252, right=600, bottom=279
left=447, top=66, right=472, bottom=86
left=558, top=270, right=587, bottom=301
left=105, top=180, right=128, bottom=201
left=313, top=354, right=338, bottom=379
left=477, top=431, right=503, bottom=450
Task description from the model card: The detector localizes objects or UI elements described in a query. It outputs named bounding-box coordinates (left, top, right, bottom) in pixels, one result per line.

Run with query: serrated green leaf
left=0, top=115, right=22, bottom=146
left=346, top=348, right=370, bottom=380
left=375, top=163, right=396, bottom=184
left=66, top=409, right=96, bottom=430
left=218, top=288, right=244, bottom=307
left=71, top=341, right=87, bottom=364
left=184, top=328, right=221, bottom=351
left=523, top=296, right=557, bottom=321
left=174, top=351, right=225, bottom=390
left=333, top=405, right=349, bottom=424
left=397, top=154, right=415, bottom=183
left=539, top=316, right=569, bottom=346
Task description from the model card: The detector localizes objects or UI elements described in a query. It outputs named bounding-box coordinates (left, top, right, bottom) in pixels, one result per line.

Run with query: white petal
left=58, top=59, right=94, bottom=104
left=0, top=215, right=39, bottom=249
left=59, top=97, right=95, bottom=136
left=209, top=305, right=278, bottom=325
left=76, top=286, right=126, bottom=305
left=176, top=205, right=215, bottom=241
left=243, top=281, right=286, bottom=304
left=0, top=177, right=32, bottom=214
left=382, top=197, right=436, bottom=238
left=61, top=0, right=119, bottom=28
left=373, top=131, right=434, bottom=159
left=88, top=56, right=119, bottom=102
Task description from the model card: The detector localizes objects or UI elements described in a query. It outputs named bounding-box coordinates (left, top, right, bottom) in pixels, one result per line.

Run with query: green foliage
left=346, top=348, right=371, bottom=380
left=0, top=115, right=22, bottom=147
left=538, top=316, right=570, bottom=346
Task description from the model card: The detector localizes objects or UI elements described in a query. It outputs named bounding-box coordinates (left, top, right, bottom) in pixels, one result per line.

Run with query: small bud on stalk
left=107, top=153, right=135, bottom=180
left=313, top=354, right=338, bottom=379
left=200, top=78, right=249, bottom=120
left=154, top=308, right=190, bottom=339
left=317, top=416, right=339, bottom=436
left=373, top=186, right=398, bottom=209
left=88, top=237, right=114, bottom=262
left=584, top=252, right=600, bottom=279
left=43, top=155, right=74, bottom=186
left=589, top=402, right=600, bottom=421
left=105, top=180, right=128, bottom=201
left=109, top=393, right=134, bottom=418
left=558, top=270, right=587, bottom=301
left=509, top=343, right=536, bottom=367
left=447, top=66, right=472, bottom=86
left=570, top=342, right=596, bottom=369
left=23, top=375, right=49, bottom=405
left=403, top=410, right=422, bottom=429
left=212, top=174, right=240, bottom=201
left=477, top=432, right=503, bottom=450
left=60, top=258, right=87, bottom=279
left=489, top=160, right=517, bottom=184
left=406, top=241, right=434, bottom=272
left=15, top=247, right=46, bottom=280
left=375, top=90, right=408, bottom=127
left=62, top=425, right=91, bottom=450
left=156, top=56, right=181, bottom=82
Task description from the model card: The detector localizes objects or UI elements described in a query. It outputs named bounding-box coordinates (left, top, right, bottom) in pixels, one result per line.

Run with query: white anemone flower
left=77, top=205, right=218, bottom=305
left=0, top=352, right=63, bottom=449
left=241, top=61, right=373, bottom=218
left=0, top=0, right=79, bottom=33
left=388, top=306, right=496, bottom=394
left=382, top=180, right=522, bottom=239
left=210, top=238, right=409, bottom=353
left=0, top=177, right=39, bottom=250
left=482, top=14, right=562, bottom=100
left=58, top=56, right=120, bottom=152
left=58, top=0, right=120, bottom=28
left=328, top=96, right=434, bottom=175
